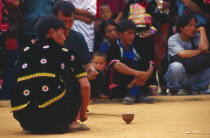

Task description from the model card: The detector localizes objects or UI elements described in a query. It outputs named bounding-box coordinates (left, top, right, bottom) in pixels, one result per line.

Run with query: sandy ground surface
left=1, top=95, right=210, bottom=138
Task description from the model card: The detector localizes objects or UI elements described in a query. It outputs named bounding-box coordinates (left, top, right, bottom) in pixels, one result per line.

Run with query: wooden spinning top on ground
left=122, top=113, right=134, bottom=124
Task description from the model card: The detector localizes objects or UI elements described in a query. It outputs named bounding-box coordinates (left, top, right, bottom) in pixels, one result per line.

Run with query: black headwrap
left=34, top=15, right=65, bottom=39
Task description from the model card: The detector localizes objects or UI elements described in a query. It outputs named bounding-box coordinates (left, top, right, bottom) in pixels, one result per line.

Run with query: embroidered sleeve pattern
left=75, top=72, right=87, bottom=79
left=17, top=73, right=56, bottom=82
left=38, top=89, right=66, bottom=108
left=11, top=101, right=31, bottom=112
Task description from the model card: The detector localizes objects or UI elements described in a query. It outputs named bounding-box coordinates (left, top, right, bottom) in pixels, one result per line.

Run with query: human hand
left=79, top=112, right=88, bottom=122
left=88, top=70, right=98, bottom=80
left=132, top=76, right=145, bottom=86
left=86, top=67, right=98, bottom=80
left=134, top=71, right=151, bottom=86
left=94, top=20, right=100, bottom=31
left=147, top=63, right=154, bottom=74
left=196, top=26, right=205, bottom=33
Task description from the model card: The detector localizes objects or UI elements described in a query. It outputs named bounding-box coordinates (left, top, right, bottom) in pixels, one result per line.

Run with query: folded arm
left=112, top=61, right=153, bottom=86
left=181, top=0, right=208, bottom=17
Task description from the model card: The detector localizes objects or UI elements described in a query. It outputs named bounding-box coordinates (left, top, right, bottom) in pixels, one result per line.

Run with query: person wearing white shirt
left=66, top=0, right=97, bottom=53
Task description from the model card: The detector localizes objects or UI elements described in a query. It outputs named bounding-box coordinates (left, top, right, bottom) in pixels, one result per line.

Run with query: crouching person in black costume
left=10, top=15, right=90, bottom=134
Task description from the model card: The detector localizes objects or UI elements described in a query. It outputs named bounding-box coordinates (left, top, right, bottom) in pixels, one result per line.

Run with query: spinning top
left=122, top=113, right=134, bottom=124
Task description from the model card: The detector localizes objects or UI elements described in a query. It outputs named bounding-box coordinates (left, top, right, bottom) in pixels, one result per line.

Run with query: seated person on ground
left=92, top=51, right=110, bottom=99
left=98, top=20, right=118, bottom=53
left=10, top=15, right=90, bottom=134
left=52, top=1, right=101, bottom=102
left=107, top=19, right=155, bottom=104
left=124, top=0, right=159, bottom=96
left=164, top=13, right=210, bottom=95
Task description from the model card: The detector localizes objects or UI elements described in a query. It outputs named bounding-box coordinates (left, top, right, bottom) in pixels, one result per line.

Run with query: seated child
left=98, top=19, right=118, bottom=53
left=91, top=51, right=110, bottom=99
left=10, top=15, right=90, bottom=134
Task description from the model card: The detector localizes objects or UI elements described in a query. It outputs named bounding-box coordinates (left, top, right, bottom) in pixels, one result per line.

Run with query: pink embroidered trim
left=108, top=60, right=120, bottom=67
left=150, top=61, right=155, bottom=65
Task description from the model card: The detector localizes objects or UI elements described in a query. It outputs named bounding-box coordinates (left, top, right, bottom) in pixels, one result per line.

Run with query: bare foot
left=69, top=121, right=81, bottom=129
left=68, top=121, right=90, bottom=131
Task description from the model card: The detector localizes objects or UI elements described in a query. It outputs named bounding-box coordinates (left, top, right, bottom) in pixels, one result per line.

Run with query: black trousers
left=13, top=89, right=81, bottom=134
left=89, top=70, right=105, bottom=99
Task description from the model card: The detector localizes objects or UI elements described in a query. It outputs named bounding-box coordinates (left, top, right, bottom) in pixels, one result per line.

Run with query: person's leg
left=110, top=71, right=132, bottom=98
left=159, top=56, right=169, bottom=95
left=113, top=73, right=136, bottom=104
left=192, top=68, right=210, bottom=91
left=68, top=113, right=90, bottom=131
left=164, top=62, right=186, bottom=92
left=122, top=85, right=138, bottom=105
left=158, top=71, right=168, bottom=95
left=146, top=69, right=158, bottom=96
left=124, top=79, right=155, bottom=104
left=89, top=70, right=105, bottom=100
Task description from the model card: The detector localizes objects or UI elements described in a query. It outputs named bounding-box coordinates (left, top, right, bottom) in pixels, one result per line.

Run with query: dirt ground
left=1, top=95, right=210, bottom=138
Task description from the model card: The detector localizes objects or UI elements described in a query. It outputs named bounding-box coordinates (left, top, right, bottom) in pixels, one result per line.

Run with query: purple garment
left=100, top=0, right=126, bottom=17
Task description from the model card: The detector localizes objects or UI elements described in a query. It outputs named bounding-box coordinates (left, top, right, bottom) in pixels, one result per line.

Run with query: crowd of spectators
left=0, top=0, right=210, bottom=134
left=0, top=0, right=210, bottom=102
